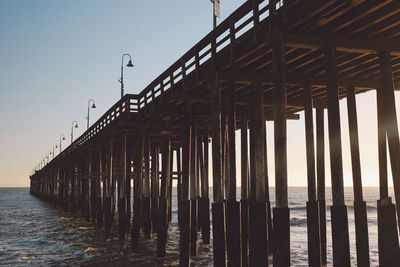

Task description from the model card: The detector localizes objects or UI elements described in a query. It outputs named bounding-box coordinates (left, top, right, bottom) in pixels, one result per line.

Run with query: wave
left=290, top=217, right=307, bottom=226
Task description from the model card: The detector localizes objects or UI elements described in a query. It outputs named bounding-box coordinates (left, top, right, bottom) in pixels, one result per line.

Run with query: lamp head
left=75, top=124, right=78, bottom=128
left=62, top=136, right=66, bottom=141
left=127, top=60, right=134, bottom=68
left=91, top=103, right=96, bottom=109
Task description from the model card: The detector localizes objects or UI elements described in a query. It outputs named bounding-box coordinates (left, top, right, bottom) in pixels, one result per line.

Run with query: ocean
left=0, top=187, right=392, bottom=266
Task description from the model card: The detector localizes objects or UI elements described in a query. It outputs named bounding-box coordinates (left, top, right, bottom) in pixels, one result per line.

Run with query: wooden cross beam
left=219, top=71, right=400, bottom=90
left=266, top=32, right=400, bottom=56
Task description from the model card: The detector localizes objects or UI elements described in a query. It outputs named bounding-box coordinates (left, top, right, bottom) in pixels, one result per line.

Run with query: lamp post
left=210, top=0, right=220, bottom=29
left=52, top=143, right=58, bottom=159
left=71, top=120, right=79, bottom=143
left=86, top=99, right=96, bottom=129
left=118, top=53, right=134, bottom=99
left=60, top=134, right=66, bottom=153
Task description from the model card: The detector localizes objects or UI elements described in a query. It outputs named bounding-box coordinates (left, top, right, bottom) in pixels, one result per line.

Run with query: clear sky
left=0, top=0, right=398, bottom=188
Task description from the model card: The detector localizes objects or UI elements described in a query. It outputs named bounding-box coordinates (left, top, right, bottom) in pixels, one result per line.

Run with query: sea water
left=0, top=187, right=392, bottom=266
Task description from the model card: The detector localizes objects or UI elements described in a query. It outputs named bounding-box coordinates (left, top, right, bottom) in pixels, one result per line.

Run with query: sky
left=0, top=0, right=398, bottom=188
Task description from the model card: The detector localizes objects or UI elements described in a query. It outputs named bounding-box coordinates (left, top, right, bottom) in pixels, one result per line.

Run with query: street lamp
left=60, top=134, right=66, bottom=153
left=118, top=53, right=134, bottom=99
left=71, top=120, right=79, bottom=143
left=46, top=152, right=51, bottom=164
left=210, top=0, right=220, bottom=29
left=86, top=99, right=96, bottom=129
left=52, top=143, right=58, bottom=159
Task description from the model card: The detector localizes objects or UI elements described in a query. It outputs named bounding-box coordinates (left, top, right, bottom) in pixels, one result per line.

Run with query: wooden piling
left=142, top=131, right=151, bottom=239
left=169, top=149, right=173, bottom=223
left=211, top=72, right=226, bottom=267
left=272, top=31, right=289, bottom=267
left=157, top=134, right=170, bottom=258
left=241, top=117, right=249, bottom=267
left=97, top=149, right=103, bottom=229
left=346, top=86, right=370, bottom=266
left=225, top=85, right=241, bottom=267
left=126, top=143, right=132, bottom=229
left=179, top=101, right=192, bottom=267
left=377, top=51, right=400, bottom=265
left=316, top=107, right=327, bottom=265
left=118, top=134, right=127, bottom=242
left=151, top=143, right=159, bottom=233
left=249, top=81, right=267, bottom=267
left=304, top=82, right=321, bottom=267
left=104, top=140, right=113, bottom=238
left=72, top=164, right=77, bottom=212
left=83, top=155, right=90, bottom=221
left=177, top=147, right=182, bottom=225
left=376, top=88, right=399, bottom=266
left=90, top=153, right=97, bottom=224
left=324, top=43, right=350, bottom=267
left=131, top=136, right=143, bottom=251
left=263, top=120, right=273, bottom=257
left=199, top=135, right=210, bottom=244
left=190, top=107, right=198, bottom=257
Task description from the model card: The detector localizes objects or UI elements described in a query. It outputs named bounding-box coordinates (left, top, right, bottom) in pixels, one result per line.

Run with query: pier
left=30, top=0, right=400, bottom=266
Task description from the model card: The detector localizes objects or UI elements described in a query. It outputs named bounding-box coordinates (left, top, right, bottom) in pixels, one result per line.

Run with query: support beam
left=267, top=32, right=400, bottom=56
left=240, top=117, right=249, bottom=267
left=316, top=107, right=327, bottom=265
left=346, top=86, right=370, bottom=266
left=97, top=149, right=103, bottom=229
left=249, top=81, right=267, bottom=266
left=379, top=50, right=400, bottom=233
left=179, top=100, right=192, bottom=267
left=211, top=72, right=226, bottom=267
left=189, top=108, right=198, bottom=257
left=226, top=86, right=241, bottom=267
left=272, top=31, right=289, bottom=267
left=219, top=71, right=390, bottom=91
left=151, top=143, right=159, bottom=233
left=324, top=43, right=350, bottom=266
left=157, top=134, right=170, bottom=258
left=377, top=51, right=400, bottom=265
left=304, top=82, right=321, bottom=267
left=143, top=131, right=151, bottom=239
left=131, top=136, right=143, bottom=251
left=105, top=140, right=113, bottom=238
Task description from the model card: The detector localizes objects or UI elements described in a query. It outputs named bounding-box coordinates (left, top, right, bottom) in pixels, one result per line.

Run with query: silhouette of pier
left=30, top=0, right=400, bottom=266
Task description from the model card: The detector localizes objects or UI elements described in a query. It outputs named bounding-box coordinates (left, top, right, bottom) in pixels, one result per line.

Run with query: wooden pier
left=30, top=0, right=400, bottom=266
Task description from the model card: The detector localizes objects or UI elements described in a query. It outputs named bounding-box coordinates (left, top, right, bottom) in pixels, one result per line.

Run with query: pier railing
left=136, top=0, right=289, bottom=110
left=46, top=0, right=292, bottom=166
left=52, top=94, right=139, bottom=162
